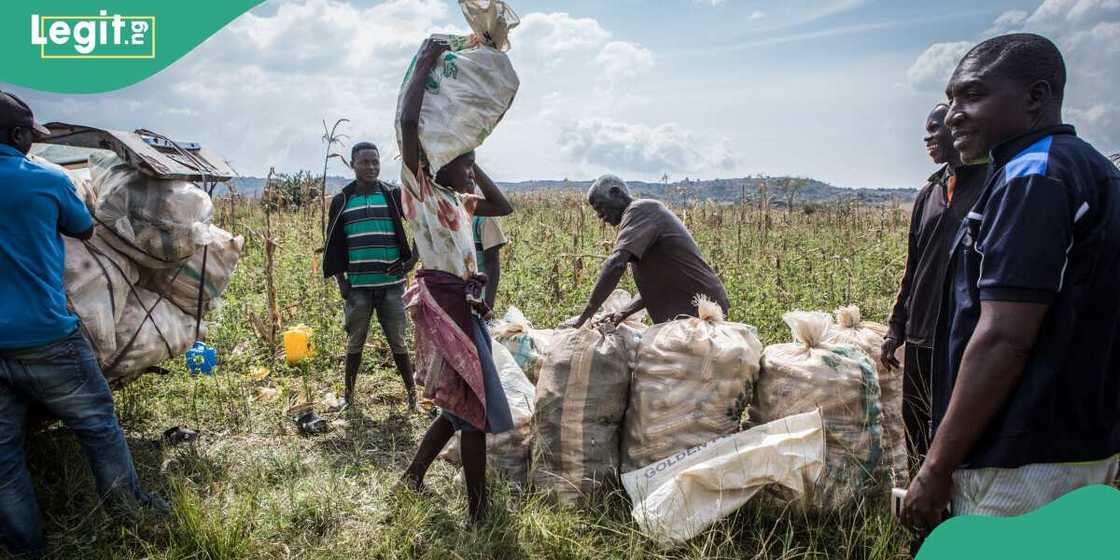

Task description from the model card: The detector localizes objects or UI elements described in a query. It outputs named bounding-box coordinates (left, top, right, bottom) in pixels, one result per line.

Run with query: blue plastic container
left=185, top=341, right=217, bottom=375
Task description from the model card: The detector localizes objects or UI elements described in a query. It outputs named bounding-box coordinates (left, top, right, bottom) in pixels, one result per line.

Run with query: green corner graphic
left=918, top=485, right=1120, bottom=559
left=0, top=1, right=264, bottom=93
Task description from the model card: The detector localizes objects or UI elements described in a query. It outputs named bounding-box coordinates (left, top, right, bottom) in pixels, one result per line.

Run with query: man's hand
left=881, top=337, right=902, bottom=369
left=561, top=311, right=594, bottom=330
left=598, top=312, right=624, bottom=328
left=387, top=255, right=417, bottom=277
left=901, top=462, right=952, bottom=534
left=601, top=312, right=623, bottom=328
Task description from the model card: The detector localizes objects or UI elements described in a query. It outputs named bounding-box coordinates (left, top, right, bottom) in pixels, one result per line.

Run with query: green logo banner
left=0, top=1, right=264, bottom=93
left=919, top=485, right=1120, bottom=559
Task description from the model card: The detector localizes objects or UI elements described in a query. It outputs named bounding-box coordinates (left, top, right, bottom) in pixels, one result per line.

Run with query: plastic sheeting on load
left=90, top=152, right=213, bottom=270
left=106, top=287, right=206, bottom=387
left=63, top=236, right=138, bottom=365
left=141, top=224, right=244, bottom=317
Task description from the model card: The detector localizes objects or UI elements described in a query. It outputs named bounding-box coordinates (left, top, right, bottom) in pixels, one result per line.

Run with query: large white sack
left=141, top=224, right=244, bottom=317
left=89, top=152, right=213, bottom=270
left=530, top=301, right=643, bottom=504
left=394, top=0, right=520, bottom=174
left=490, top=306, right=557, bottom=383
left=63, top=235, right=138, bottom=366
left=442, top=340, right=536, bottom=486
left=621, top=297, right=763, bottom=473
left=27, top=154, right=97, bottom=210
left=106, top=287, right=204, bottom=386
left=825, top=305, right=909, bottom=488
left=622, top=410, right=826, bottom=543
left=756, top=311, right=883, bottom=509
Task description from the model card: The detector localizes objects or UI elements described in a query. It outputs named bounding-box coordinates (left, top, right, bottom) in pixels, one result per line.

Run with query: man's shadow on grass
left=313, top=406, right=421, bottom=472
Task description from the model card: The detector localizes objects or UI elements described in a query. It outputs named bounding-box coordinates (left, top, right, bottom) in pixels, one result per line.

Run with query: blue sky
left=5, top=0, right=1117, bottom=188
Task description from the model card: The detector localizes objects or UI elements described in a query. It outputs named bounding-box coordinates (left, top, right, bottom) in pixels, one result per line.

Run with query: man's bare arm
left=572, top=249, right=629, bottom=328
left=611, top=296, right=645, bottom=325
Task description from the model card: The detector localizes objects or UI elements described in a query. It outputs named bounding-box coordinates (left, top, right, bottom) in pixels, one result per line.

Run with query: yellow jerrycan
left=282, top=324, right=315, bottom=365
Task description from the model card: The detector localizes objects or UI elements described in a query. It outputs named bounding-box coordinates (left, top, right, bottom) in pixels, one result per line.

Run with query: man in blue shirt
left=902, top=35, right=1120, bottom=531
left=0, top=91, right=166, bottom=558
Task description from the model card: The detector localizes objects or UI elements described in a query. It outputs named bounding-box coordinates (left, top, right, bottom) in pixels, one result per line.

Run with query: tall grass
left=23, top=189, right=913, bottom=559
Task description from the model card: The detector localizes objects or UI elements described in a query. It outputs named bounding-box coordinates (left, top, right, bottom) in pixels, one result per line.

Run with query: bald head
left=586, top=174, right=633, bottom=226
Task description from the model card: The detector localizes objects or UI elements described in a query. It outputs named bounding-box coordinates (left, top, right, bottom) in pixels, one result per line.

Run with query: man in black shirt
left=903, top=33, right=1120, bottom=531
left=883, top=104, right=989, bottom=465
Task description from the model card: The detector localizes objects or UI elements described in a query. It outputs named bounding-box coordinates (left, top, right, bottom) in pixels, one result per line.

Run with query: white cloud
left=905, top=41, right=972, bottom=91
left=10, top=0, right=464, bottom=178
left=510, top=12, right=610, bottom=57
left=976, top=2, right=1120, bottom=146
left=693, top=0, right=728, bottom=6
left=750, top=10, right=767, bottom=20
left=909, top=0, right=1120, bottom=150
left=595, top=41, right=655, bottom=79
left=557, top=118, right=736, bottom=175
left=986, top=9, right=1029, bottom=34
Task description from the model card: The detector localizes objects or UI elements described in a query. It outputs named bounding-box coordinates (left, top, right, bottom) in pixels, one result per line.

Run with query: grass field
left=24, top=190, right=916, bottom=559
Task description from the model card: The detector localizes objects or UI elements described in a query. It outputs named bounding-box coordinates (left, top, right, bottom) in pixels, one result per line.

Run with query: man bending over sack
left=902, top=34, right=1120, bottom=532
left=570, top=175, right=730, bottom=328
left=0, top=91, right=167, bottom=558
left=323, top=141, right=417, bottom=411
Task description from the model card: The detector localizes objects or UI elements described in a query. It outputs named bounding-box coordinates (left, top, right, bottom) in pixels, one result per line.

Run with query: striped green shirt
left=343, top=189, right=404, bottom=288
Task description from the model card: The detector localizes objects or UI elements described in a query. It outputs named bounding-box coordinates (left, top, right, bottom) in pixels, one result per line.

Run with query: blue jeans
left=0, top=330, right=148, bottom=557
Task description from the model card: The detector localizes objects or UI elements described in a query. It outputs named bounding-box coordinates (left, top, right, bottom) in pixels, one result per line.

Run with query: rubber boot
left=343, top=352, right=362, bottom=408
left=403, top=416, right=455, bottom=492
left=393, top=352, right=417, bottom=411
left=462, top=431, right=488, bottom=524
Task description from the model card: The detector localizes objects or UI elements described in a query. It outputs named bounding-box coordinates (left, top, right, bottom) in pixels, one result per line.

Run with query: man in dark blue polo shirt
left=0, top=92, right=165, bottom=558
left=902, top=34, right=1120, bottom=531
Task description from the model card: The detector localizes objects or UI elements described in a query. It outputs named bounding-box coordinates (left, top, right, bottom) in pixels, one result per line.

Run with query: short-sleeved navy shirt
left=0, top=144, right=93, bottom=348
left=932, top=125, right=1120, bottom=469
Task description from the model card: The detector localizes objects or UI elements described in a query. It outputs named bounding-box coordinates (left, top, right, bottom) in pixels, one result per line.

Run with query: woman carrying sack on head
left=397, top=36, right=516, bottom=524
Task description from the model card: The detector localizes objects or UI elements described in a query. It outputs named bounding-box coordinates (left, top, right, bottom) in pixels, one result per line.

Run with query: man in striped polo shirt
left=323, top=142, right=416, bottom=411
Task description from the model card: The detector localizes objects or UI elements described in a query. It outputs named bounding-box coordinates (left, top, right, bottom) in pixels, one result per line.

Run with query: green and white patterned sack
left=756, top=311, right=883, bottom=509
left=825, top=305, right=909, bottom=490
left=394, top=0, right=520, bottom=175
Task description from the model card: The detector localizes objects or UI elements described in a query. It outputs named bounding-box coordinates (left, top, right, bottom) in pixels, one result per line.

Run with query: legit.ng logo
left=31, top=10, right=155, bottom=59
